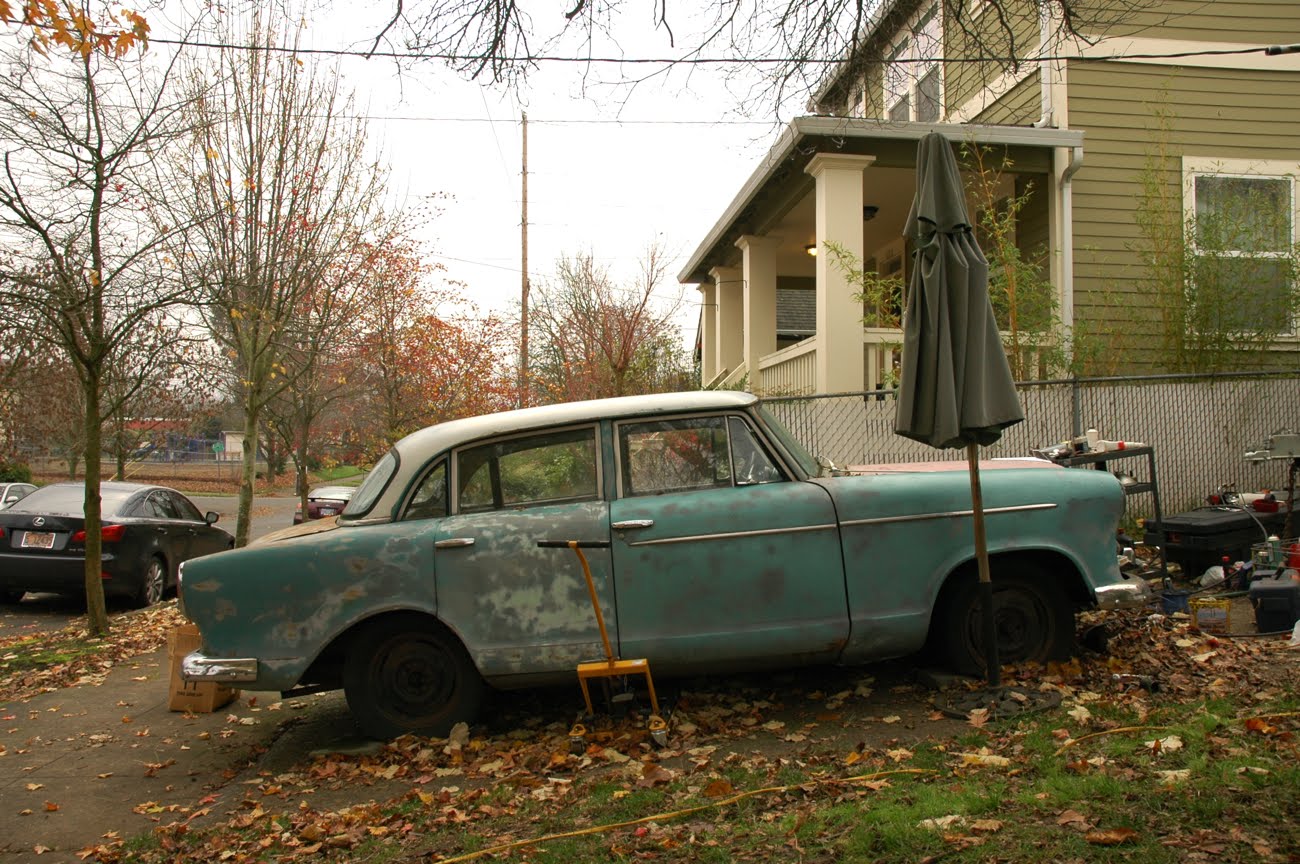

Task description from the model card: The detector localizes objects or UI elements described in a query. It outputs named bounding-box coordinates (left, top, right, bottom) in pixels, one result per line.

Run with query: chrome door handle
left=434, top=538, right=475, bottom=549
left=612, top=520, right=654, bottom=530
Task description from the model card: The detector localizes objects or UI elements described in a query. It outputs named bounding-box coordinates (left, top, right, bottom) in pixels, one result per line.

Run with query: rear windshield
left=9, top=485, right=135, bottom=516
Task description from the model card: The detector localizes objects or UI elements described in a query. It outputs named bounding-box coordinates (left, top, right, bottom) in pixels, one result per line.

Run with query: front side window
left=404, top=461, right=448, bottom=521
left=1185, top=160, right=1298, bottom=335
left=455, top=427, right=599, bottom=513
left=618, top=415, right=783, bottom=498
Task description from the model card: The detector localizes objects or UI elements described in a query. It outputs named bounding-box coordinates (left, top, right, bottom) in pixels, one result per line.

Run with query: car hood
left=255, top=517, right=341, bottom=545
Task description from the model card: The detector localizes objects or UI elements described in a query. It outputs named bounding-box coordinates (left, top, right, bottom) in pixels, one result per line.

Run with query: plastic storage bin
left=1248, top=572, right=1300, bottom=633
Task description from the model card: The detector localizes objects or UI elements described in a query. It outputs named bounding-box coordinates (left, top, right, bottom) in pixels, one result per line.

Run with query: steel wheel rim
left=373, top=636, right=456, bottom=723
left=962, top=586, right=1048, bottom=664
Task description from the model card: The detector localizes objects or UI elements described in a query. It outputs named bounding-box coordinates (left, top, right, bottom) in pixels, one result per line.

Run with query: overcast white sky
left=184, top=3, right=810, bottom=352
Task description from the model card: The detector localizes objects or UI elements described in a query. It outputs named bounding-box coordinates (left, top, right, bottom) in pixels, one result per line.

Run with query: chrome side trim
left=625, top=522, right=837, bottom=547
left=182, top=651, right=259, bottom=683
left=434, top=537, right=475, bottom=549
left=840, top=502, right=1057, bottom=528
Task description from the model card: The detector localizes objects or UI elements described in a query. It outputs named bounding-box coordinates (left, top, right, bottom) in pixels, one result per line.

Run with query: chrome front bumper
left=182, top=651, right=259, bottom=684
left=1095, top=578, right=1154, bottom=610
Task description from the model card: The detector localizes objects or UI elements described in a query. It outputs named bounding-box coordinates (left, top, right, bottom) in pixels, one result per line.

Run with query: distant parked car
left=179, top=391, right=1149, bottom=740
left=0, top=482, right=36, bottom=510
left=293, top=485, right=355, bottom=524
left=0, top=481, right=234, bottom=606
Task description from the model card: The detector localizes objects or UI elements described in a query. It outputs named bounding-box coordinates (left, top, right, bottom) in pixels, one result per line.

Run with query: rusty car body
left=179, top=391, right=1148, bottom=739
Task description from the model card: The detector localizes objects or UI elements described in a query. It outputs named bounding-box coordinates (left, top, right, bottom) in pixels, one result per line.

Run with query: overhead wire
left=142, top=35, right=1286, bottom=67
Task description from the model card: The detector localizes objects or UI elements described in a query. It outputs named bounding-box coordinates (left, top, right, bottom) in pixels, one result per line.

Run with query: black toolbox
left=1143, top=506, right=1290, bottom=577
left=1248, top=572, right=1300, bottom=633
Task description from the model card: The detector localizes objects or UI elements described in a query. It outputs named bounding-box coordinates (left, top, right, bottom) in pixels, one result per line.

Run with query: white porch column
left=709, top=266, right=743, bottom=385
left=805, top=153, right=875, bottom=393
left=697, top=282, right=718, bottom=385
left=734, top=235, right=780, bottom=393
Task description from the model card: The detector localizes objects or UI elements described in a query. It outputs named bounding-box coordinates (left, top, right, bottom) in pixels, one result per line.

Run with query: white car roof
left=391, top=391, right=759, bottom=465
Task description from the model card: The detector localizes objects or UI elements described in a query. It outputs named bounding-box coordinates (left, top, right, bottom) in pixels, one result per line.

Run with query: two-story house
left=683, top=0, right=1300, bottom=395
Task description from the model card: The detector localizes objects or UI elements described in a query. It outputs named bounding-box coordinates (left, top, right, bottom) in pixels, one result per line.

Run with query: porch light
left=863, top=205, right=879, bottom=221
left=805, top=244, right=817, bottom=256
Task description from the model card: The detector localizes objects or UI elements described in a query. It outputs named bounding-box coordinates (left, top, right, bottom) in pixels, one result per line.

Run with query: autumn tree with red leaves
left=344, top=240, right=518, bottom=459
left=527, top=244, right=693, bottom=403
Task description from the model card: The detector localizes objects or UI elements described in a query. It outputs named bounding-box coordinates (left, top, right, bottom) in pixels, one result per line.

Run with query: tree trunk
left=296, top=437, right=310, bottom=514
left=83, top=379, right=110, bottom=637
left=235, top=403, right=260, bottom=547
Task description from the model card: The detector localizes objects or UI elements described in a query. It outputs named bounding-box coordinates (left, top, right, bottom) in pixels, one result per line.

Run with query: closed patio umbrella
left=895, top=132, right=1024, bottom=692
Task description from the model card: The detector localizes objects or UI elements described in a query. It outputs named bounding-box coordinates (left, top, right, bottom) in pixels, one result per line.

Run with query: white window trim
left=1182, top=156, right=1300, bottom=339
left=883, top=4, right=944, bottom=123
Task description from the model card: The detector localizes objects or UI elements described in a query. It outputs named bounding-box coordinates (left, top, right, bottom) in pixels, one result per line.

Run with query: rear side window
left=618, top=415, right=783, bottom=497
left=455, top=427, right=599, bottom=513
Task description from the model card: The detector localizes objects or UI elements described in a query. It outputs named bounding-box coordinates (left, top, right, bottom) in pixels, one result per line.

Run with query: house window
left=884, top=6, right=942, bottom=123
left=1184, top=158, right=1297, bottom=335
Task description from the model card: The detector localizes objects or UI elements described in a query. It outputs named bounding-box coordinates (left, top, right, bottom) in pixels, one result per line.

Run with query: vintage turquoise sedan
left=179, top=391, right=1148, bottom=739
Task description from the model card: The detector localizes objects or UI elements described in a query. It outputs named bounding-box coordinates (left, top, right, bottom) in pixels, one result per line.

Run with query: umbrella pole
left=966, top=442, right=1002, bottom=689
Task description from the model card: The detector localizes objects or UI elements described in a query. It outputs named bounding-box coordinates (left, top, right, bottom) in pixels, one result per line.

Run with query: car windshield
left=756, top=406, right=821, bottom=477
left=9, top=484, right=135, bottom=516
left=343, top=452, right=396, bottom=518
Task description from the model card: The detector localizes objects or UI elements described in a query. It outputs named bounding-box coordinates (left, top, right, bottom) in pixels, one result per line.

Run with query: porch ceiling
left=679, top=117, right=1085, bottom=285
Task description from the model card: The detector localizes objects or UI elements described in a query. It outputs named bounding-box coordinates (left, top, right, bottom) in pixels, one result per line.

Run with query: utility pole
left=519, top=112, right=529, bottom=408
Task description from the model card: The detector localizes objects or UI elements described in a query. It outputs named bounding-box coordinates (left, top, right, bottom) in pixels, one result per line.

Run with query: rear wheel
left=938, top=564, right=1074, bottom=676
left=343, top=615, right=484, bottom=740
left=134, top=557, right=167, bottom=608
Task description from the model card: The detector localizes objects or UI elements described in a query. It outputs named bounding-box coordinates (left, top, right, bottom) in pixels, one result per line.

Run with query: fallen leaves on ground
left=0, top=602, right=182, bottom=702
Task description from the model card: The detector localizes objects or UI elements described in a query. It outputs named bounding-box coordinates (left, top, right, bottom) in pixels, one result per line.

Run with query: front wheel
left=343, top=615, right=484, bottom=740
left=937, top=565, right=1074, bottom=676
left=134, top=557, right=167, bottom=608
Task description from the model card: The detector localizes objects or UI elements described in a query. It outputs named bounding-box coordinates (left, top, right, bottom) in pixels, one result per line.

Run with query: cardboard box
left=1189, top=597, right=1231, bottom=634
left=167, top=623, right=238, bottom=713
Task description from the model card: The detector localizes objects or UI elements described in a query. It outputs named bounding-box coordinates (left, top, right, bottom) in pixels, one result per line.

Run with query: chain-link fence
left=762, top=370, right=1300, bottom=518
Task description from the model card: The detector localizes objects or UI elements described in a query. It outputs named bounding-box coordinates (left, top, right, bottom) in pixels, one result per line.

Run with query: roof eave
left=677, top=117, right=1085, bottom=286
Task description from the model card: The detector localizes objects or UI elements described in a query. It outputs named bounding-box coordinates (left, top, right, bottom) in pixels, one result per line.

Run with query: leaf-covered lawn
left=60, top=606, right=1300, bottom=864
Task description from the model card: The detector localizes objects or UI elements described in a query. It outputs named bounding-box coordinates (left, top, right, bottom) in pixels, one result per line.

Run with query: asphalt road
left=0, top=495, right=299, bottom=634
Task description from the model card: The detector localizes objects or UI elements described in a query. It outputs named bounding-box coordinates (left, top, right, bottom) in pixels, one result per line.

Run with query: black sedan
left=0, top=481, right=234, bottom=607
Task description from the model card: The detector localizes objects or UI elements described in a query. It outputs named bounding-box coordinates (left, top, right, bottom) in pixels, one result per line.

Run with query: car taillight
left=71, top=524, right=127, bottom=543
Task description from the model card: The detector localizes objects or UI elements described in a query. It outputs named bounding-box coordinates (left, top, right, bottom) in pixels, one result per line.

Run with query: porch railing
left=757, top=337, right=817, bottom=395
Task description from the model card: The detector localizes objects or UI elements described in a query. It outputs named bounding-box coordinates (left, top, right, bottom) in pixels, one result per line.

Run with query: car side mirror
left=205, top=511, right=220, bottom=525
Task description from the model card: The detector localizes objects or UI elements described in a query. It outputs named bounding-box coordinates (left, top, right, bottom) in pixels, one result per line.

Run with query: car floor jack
left=538, top=540, right=668, bottom=754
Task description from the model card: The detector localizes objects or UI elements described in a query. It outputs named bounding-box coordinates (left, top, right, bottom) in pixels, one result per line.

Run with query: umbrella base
left=935, top=686, right=1061, bottom=720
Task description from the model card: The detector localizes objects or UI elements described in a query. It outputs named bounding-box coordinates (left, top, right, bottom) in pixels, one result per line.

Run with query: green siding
left=971, top=72, right=1042, bottom=125
left=1067, top=60, right=1300, bottom=371
left=1082, top=0, right=1299, bottom=43
left=945, top=0, right=1041, bottom=113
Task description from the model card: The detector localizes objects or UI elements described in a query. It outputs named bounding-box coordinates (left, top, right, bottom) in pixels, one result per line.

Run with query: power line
left=146, top=34, right=1281, bottom=67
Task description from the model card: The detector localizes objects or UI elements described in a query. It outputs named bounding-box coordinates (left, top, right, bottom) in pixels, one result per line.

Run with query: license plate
left=319, top=508, right=337, bottom=516
left=21, top=531, right=55, bottom=549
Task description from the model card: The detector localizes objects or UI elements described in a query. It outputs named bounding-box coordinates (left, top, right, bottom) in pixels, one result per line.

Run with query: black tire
left=134, top=556, right=167, bottom=608
left=0, top=589, right=25, bottom=604
left=343, top=615, right=484, bottom=740
left=937, top=564, right=1074, bottom=676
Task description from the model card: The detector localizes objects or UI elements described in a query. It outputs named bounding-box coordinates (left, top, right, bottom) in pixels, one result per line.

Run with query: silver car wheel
left=140, top=558, right=166, bottom=607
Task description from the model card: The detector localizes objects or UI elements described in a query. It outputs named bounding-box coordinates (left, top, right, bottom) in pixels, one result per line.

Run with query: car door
left=608, top=413, right=848, bottom=671
left=167, top=491, right=226, bottom=558
left=142, top=490, right=189, bottom=567
left=432, top=424, right=615, bottom=682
